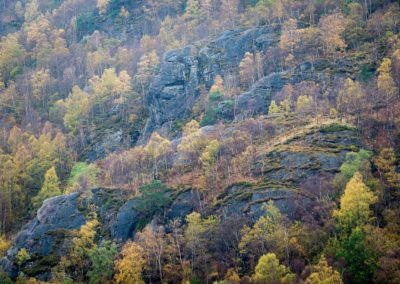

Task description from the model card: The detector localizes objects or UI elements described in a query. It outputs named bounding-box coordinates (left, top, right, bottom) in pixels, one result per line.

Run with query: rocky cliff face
left=141, top=25, right=329, bottom=141
left=85, top=24, right=327, bottom=156
left=1, top=125, right=361, bottom=280
left=141, top=26, right=278, bottom=140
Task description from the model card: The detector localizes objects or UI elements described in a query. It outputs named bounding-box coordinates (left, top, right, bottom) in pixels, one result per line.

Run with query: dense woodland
left=0, top=0, right=400, bottom=283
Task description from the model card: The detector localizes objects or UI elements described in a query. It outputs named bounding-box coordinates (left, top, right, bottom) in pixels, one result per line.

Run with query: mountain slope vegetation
left=0, top=0, right=400, bottom=283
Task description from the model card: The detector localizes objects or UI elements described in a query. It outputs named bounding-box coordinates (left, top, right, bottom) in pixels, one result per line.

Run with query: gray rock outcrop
left=111, top=199, right=140, bottom=241
left=1, top=193, right=85, bottom=278
left=141, top=25, right=332, bottom=139
left=141, top=26, right=278, bottom=140
left=214, top=125, right=361, bottom=222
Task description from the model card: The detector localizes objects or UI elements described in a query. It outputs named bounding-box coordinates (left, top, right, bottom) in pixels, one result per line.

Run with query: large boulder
left=111, top=189, right=202, bottom=241
left=8, top=193, right=85, bottom=258
left=1, top=193, right=85, bottom=279
left=0, top=189, right=127, bottom=279
left=111, top=199, right=140, bottom=242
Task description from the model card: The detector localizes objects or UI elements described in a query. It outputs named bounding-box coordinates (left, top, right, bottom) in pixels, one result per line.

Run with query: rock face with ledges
left=213, top=125, right=362, bottom=223
left=141, top=26, right=278, bottom=140
left=143, top=45, right=200, bottom=139
left=141, top=25, right=334, bottom=138
left=198, top=26, right=276, bottom=86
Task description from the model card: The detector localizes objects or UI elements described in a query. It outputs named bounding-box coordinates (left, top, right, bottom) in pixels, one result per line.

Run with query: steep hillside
left=2, top=123, right=361, bottom=280
left=0, top=0, right=400, bottom=283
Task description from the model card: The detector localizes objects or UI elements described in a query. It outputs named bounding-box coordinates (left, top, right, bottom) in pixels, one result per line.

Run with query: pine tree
left=136, top=180, right=171, bottom=217
left=87, top=240, right=117, bottom=284
left=336, top=227, right=376, bottom=284
left=268, top=100, right=280, bottom=115
left=32, top=167, right=61, bottom=209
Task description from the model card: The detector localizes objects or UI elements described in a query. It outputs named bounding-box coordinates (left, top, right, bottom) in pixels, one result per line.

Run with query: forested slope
left=0, top=0, right=400, bottom=283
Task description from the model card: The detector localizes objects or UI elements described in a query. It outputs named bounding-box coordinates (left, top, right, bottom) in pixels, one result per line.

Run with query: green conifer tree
left=32, top=167, right=61, bottom=208
left=268, top=100, right=280, bottom=115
